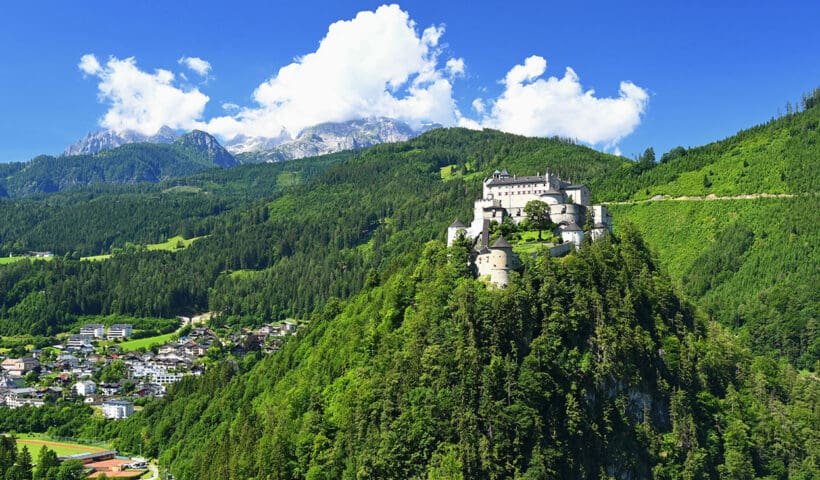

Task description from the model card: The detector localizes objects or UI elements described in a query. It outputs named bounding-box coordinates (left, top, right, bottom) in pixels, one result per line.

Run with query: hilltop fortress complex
left=447, top=168, right=613, bottom=286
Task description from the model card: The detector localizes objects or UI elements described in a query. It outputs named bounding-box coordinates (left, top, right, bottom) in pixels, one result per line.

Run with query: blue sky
left=0, top=0, right=817, bottom=162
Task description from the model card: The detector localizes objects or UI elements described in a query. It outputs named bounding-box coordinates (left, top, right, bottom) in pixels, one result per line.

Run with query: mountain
left=0, top=131, right=236, bottom=197
left=63, top=126, right=179, bottom=156
left=63, top=118, right=437, bottom=164
left=0, top=97, right=817, bottom=478
left=175, top=130, right=239, bottom=168
left=232, top=117, right=438, bottom=162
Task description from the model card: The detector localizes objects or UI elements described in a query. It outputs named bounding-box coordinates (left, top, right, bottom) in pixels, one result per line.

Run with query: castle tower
left=489, top=236, right=514, bottom=287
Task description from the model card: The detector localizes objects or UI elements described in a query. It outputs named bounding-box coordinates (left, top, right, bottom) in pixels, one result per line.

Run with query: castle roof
left=491, top=236, right=512, bottom=248
left=562, top=221, right=582, bottom=232
left=593, top=222, right=608, bottom=229
left=541, top=188, right=563, bottom=196
left=500, top=167, right=510, bottom=176
left=486, top=175, right=547, bottom=186
left=449, top=219, right=467, bottom=228
left=563, top=184, right=588, bottom=190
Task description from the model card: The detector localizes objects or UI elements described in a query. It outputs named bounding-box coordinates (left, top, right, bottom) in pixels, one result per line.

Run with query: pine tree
left=33, top=446, right=59, bottom=480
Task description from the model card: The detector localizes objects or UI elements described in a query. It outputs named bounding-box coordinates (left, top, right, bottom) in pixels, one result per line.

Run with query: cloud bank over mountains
left=78, top=4, right=648, bottom=151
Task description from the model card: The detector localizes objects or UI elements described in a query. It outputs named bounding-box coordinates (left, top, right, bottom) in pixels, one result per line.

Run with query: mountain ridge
left=232, top=117, right=439, bottom=162
left=0, top=130, right=237, bottom=198
left=63, top=125, right=179, bottom=156
left=61, top=117, right=438, bottom=164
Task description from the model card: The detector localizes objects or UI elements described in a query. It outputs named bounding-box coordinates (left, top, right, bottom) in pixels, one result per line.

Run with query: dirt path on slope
left=604, top=193, right=796, bottom=205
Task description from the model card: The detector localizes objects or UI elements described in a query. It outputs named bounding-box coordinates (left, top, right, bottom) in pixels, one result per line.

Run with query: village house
left=2, top=388, right=44, bottom=408
left=102, top=400, right=134, bottom=419
left=80, top=323, right=105, bottom=338
left=74, top=379, right=97, bottom=396
left=106, top=324, right=133, bottom=340
left=98, top=383, right=122, bottom=396
left=1, top=357, right=40, bottom=377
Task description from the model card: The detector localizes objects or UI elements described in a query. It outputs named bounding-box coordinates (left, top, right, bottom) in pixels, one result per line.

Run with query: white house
left=560, top=221, right=584, bottom=247
left=74, top=380, right=97, bottom=396
left=102, top=400, right=134, bottom=419
left=80, top=324, right=105, bottom=338
left=106, top=324, right=133, bottom=340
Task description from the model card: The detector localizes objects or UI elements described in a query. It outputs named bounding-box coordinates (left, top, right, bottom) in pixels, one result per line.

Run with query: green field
left=80, top=235, right=202, bottom=261
left=13, top=433, right=109, bottom=457
left=118, top=332, right=177, bottom=351
left=81, top=253, right=112, bottom=261
left=146, top=235, right=201, bottom=252
left=0, top=256, right=53, bottom=265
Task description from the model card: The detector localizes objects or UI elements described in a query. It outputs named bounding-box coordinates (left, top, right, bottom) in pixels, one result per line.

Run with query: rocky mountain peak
left=175, top=130, right=238, bottom=168
left=63, top=126, right=179, bottom=156
left=232, top=117, right=440, bottom=163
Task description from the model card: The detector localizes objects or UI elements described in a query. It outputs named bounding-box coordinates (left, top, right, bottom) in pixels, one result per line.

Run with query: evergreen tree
left=0, top=434, right=16, bottom=472
left=33, top=446, right=59, bottom=480
left=7, top=445, right=34, bottom=480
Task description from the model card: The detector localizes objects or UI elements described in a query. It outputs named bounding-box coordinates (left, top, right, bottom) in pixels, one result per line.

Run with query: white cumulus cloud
left=178, top=56, right=212, bottom=77
left=446, top=58, right=465, bottom=78
left=79, top=54, right=102, bottom=75
left=79, top=54, right=209, bottom=135
left=480, top=55, right=649, bottom=148
left=78, top=6, right=649, bottom=151
left=202, top=4, right=462, bottom=140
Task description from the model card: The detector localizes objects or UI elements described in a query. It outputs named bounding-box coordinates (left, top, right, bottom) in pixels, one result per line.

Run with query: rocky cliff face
left=63, top=126, right=178, bottom=156
left=174, top=130, right=238, bottom=168
left=64, top=118, right=440, bottom=163
left=231, top=118, right=440, bottom=163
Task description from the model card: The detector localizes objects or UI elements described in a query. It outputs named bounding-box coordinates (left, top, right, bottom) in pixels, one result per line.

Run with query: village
left=0, top=317, right=302, bottom=418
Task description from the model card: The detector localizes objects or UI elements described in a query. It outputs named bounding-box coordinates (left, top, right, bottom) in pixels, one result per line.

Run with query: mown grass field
left=118, top=332, right=177, bottom=351
left=14, top=433, right=109, bottom=457
left=80, top=235, right=202, bottom=261
left=146, top=235, right=200, bottom=251
left=0, top=256, right=53, bottom=265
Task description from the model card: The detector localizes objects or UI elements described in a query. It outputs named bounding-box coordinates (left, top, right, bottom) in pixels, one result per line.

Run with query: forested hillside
left=99, top=231, right=818, bottom=479
left=0, top=131, right=236, bottom=198
left=0, top=97, right=817, bottom=478
left=610, top=197, right=818, bottom=369
left=0, top=150, right=350, bottom=255
left=0, top=130, right=624, bottom=336
left=589, top=94, right=819, bottom=201
left=602, top=97, right=820, bottom=369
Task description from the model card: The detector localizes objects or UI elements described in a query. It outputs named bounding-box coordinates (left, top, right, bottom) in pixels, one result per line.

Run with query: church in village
left=447, top=168, right=613, bottom=287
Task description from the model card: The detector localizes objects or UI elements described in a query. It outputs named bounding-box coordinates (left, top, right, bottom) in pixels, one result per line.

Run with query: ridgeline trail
left=604, top=192, right=797, bottom=205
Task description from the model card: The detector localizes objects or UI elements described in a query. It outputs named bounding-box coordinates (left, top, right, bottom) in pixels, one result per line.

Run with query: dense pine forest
left=0, top=92, right=817, bottom=478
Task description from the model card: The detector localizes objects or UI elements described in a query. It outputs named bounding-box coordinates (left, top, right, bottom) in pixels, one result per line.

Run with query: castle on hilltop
left=447, top=168, right=613, bottom=287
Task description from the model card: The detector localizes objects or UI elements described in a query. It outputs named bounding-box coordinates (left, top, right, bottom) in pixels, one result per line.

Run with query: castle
left=447, top=168, right=613, bottom=287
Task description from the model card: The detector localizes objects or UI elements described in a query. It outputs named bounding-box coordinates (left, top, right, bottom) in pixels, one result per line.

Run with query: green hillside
left=0, top=150, right=350, bottom=256
left=0, top=100, right=817, bottom=478
left=0, top=133, right=236, bottom=198
left=610, top=198, right=818, bottom=368
left=0, top=129, right=626, bottom=336
left=601, top=101, right=820, bottom=368
left=590, top=97, right=820, bottom=201
left=100, top=232, right=818, bottom=479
